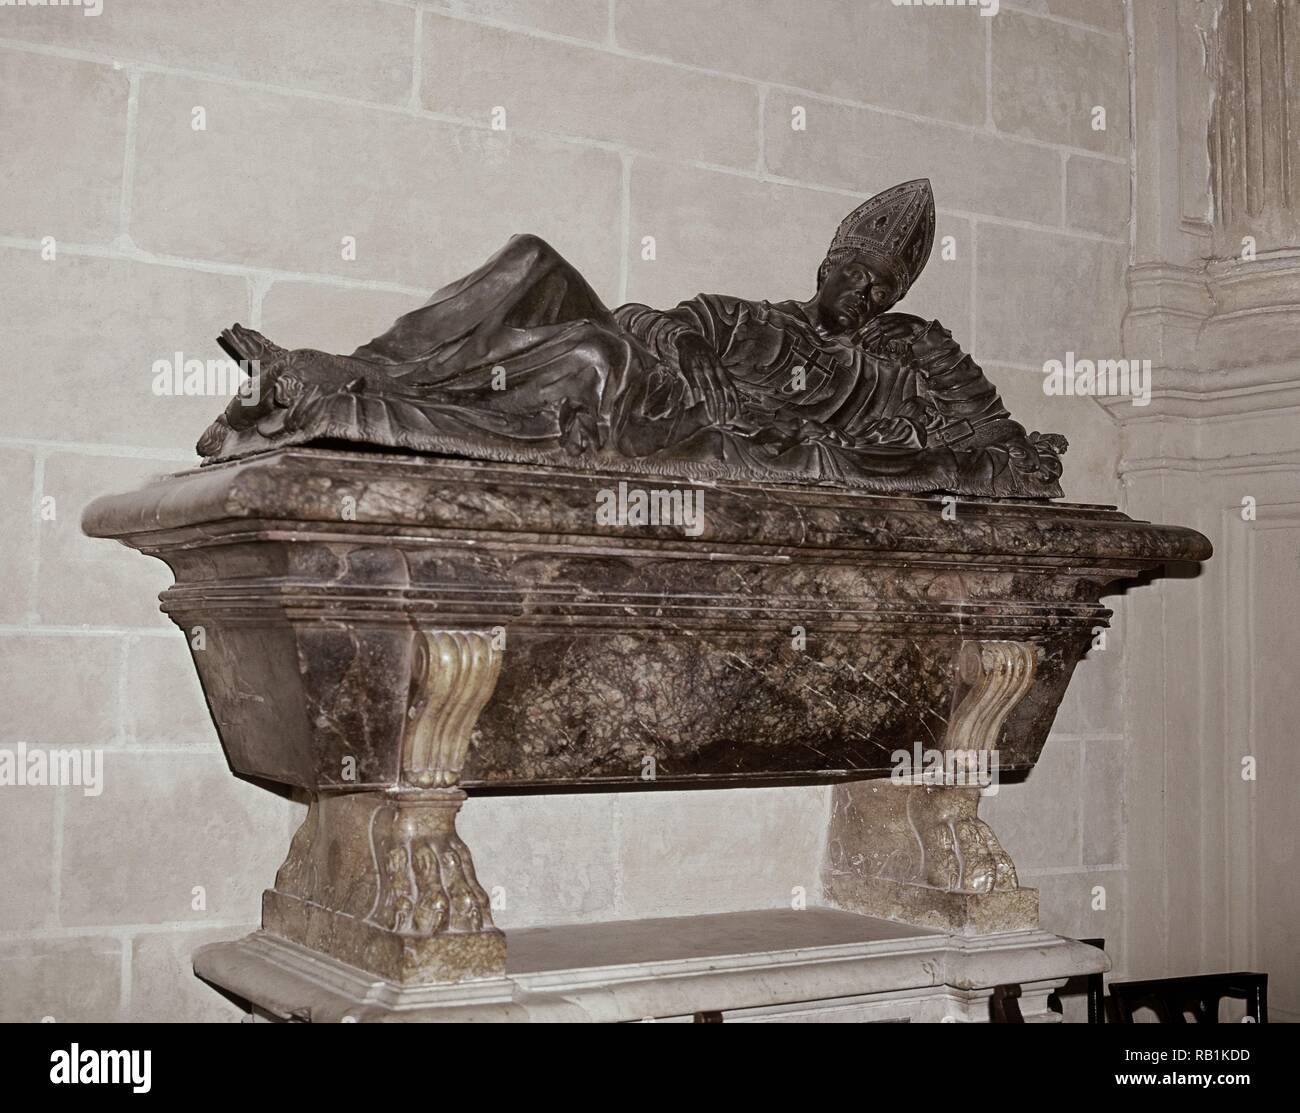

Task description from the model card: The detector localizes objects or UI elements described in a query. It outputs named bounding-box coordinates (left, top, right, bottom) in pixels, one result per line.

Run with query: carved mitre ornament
left=825, top=178, right=936, bottom=297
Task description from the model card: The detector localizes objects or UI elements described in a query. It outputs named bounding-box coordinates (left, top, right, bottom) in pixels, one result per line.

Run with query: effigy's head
left=816, top=178, right=936, bottom=328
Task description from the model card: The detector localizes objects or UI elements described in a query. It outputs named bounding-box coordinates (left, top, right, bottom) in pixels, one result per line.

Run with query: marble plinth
left=194, top=908, right=1107, bottom=1023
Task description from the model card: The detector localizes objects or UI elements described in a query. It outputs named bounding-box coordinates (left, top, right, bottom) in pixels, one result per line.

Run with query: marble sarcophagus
left=85, top=448, right=1205, bottom=793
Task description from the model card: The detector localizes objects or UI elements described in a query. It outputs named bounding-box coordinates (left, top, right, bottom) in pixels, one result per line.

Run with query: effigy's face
left=816, top=255, right=898, bottom=336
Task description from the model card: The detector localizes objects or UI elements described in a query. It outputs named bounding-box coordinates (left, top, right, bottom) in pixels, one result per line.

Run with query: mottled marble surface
left=83, top=448, right=1210, bottom=792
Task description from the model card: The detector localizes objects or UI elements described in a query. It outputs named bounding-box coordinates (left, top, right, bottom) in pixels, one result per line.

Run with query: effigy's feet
left=197, top=324, right=378, bottom=456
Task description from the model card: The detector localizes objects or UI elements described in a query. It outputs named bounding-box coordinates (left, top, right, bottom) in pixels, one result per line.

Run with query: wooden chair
left=1108, top=972, right=1268, bottom=1023
left=991, top=937, right=1107, bottom=1023
left=990, top=983, right=1024, bottom=1023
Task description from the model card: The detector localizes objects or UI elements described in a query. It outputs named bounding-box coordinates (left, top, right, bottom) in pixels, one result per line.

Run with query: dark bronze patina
left=197, top=180, right=1067, bottom=498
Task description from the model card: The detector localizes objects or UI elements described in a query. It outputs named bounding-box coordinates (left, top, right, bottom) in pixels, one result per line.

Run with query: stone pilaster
left=1208, top=0, right=1300, bottom=255
left=1121, top=0, right=1300, bottom=412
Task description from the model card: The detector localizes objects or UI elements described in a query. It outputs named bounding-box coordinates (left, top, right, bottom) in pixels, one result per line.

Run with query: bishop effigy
left=198, top=179, right=1066, bottom=497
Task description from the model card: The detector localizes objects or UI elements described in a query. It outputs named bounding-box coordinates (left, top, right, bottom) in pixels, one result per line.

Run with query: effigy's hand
left=910, top=320, right=963, bottom=364
left=860, top=315, right=966, bottom=370
left=858, top=312, right=927, bottom=357
left=675, top=333, right=740, bottom=424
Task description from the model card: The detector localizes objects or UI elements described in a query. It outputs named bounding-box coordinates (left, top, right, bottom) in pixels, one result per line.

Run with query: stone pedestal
left=264, top=790, right=505, bottom=985
left=824, top=782, right=1037, bottom=935
left=823, top=639, right=1042, bottom=934
left=248, top=622, right=509, bottom=985
left=194, top=908, right=1107, bottom=1024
